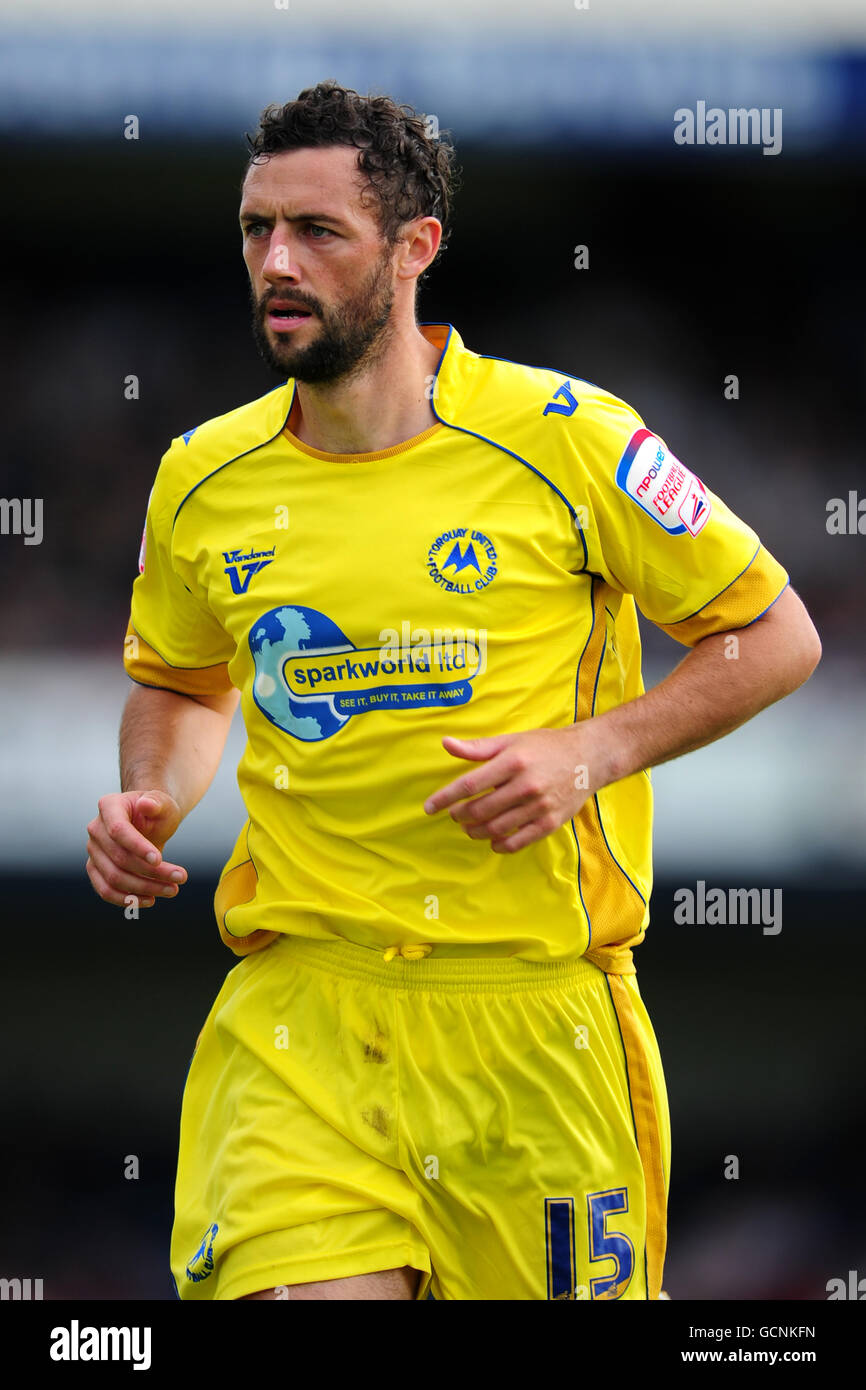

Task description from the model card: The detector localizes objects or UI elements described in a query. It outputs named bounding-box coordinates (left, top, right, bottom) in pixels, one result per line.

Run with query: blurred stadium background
left=1, top=0, right=864, bottom=1300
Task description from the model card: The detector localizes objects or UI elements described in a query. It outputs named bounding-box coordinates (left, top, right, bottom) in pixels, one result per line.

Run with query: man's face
left=240, top=145, right=398, bottom=385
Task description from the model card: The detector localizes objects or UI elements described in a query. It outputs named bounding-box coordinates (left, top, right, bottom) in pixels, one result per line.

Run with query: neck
left=286, top=322, right=443, bottom=455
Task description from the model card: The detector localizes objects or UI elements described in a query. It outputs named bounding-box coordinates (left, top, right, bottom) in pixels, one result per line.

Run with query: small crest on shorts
left=186, top=1221, right=219, bottom=1282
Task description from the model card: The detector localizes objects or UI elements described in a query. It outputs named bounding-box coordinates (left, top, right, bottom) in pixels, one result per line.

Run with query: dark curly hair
left=243, top=80, right=459, bottom=276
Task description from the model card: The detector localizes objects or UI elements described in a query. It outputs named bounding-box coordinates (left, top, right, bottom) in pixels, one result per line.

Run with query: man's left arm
left=424, top=585, right=821, bottom=853
left=581, top=582, right=821, bottom=783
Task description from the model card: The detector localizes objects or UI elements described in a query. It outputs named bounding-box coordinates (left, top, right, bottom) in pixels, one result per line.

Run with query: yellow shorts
left=170, top=935, right=671, bottom=1301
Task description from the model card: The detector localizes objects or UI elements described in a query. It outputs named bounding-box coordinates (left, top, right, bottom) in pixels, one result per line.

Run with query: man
left=86, top=80, right=821, bottom=1302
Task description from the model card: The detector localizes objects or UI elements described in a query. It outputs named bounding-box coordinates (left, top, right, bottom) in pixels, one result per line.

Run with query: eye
left=308, top=224, right=332, bottom=238
left=244, top=221, right=269, bottom=238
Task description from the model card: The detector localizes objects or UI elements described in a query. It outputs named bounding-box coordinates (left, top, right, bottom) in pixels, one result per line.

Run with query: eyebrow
left=239, top=210, right=348, bottom=229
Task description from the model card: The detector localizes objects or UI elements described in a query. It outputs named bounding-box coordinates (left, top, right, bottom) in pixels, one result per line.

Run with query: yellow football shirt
left=123, top=323, right=788, bottom=969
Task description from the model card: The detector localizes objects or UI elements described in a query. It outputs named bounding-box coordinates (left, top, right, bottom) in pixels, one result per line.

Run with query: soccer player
left=86, top=81, right=821, bottom=1301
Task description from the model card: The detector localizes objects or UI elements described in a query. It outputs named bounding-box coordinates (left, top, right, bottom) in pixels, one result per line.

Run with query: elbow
left=801, top=624, right=822, bottom=682
left=763, top=584, right=822, bottom=694
left=805, top=622, right=822, bottom=675
left=784, top=615, right=822, bottom=693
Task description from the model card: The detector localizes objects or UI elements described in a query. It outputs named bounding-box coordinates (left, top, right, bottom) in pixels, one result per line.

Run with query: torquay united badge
left=427, top=526, right=498, bottom=593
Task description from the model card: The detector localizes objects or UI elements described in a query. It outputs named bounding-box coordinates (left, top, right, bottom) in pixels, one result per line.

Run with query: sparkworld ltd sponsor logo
left=250, top=606, right=484, bottom=741
left=427, top=527, right=498, bottom=593
left=49, top=1321, right=151, bottom=1371
left=616, top=429, right=710, bottom=537
left=224, top=544, right=276, bottom=594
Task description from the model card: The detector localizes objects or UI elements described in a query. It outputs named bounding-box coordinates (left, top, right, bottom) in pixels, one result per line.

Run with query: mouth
left=266, top=300, right=314, bottom=331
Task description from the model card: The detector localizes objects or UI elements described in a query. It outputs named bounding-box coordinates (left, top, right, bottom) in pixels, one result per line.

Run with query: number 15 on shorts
left=545, top=1189, right=635, bottom=1300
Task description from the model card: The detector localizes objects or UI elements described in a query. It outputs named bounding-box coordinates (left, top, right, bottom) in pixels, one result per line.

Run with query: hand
left=423, top=728, right=593, bottom=853
left=86, top=789, right=187, bottom=909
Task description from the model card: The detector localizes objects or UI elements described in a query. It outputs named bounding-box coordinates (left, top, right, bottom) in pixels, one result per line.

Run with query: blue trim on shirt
left=662, top=541, right=765, bottom=628
left=573, top=589, right=646, bottom=927
left=421, top=325, right=590, bottom=570
left=172, top=384, right=296, bottom=532
left=476, top=350, right=603, bottom=394
left=570, top=583, right=602, bottom=948
left=739, top=577, right=790, bottom=626
left=589, top=620, right=647, bottom=909
left=428, top=419, right=590, bottom=570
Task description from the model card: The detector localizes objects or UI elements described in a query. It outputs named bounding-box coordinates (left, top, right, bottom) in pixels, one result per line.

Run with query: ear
left=395, top=216, right=442, bottom=283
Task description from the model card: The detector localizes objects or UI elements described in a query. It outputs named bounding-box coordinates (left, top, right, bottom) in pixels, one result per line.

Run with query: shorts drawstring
left=382, top=943, right=433, bottom=962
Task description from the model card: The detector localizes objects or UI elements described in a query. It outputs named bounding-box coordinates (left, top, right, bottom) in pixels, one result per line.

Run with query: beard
left=250, top=249, right=396, bottom=385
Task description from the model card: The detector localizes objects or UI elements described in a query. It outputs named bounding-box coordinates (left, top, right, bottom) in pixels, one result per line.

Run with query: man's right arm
left=86, top=683, right=240, bottom=909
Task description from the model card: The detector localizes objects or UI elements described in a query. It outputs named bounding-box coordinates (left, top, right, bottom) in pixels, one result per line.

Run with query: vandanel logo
left=250, top=606, right=483, bottom=742
left=224, top=544, right=275, bottom=595
left=427, top=527, right=497, bottom=594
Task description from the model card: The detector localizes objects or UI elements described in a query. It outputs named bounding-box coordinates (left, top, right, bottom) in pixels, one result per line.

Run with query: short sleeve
left=123, top=443, right=235, bottom=696
left=575, top=400, right=789, bottom=645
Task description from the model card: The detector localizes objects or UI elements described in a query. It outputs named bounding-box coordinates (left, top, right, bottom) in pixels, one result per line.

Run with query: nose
left=262, top=227, right=299, bottom=283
